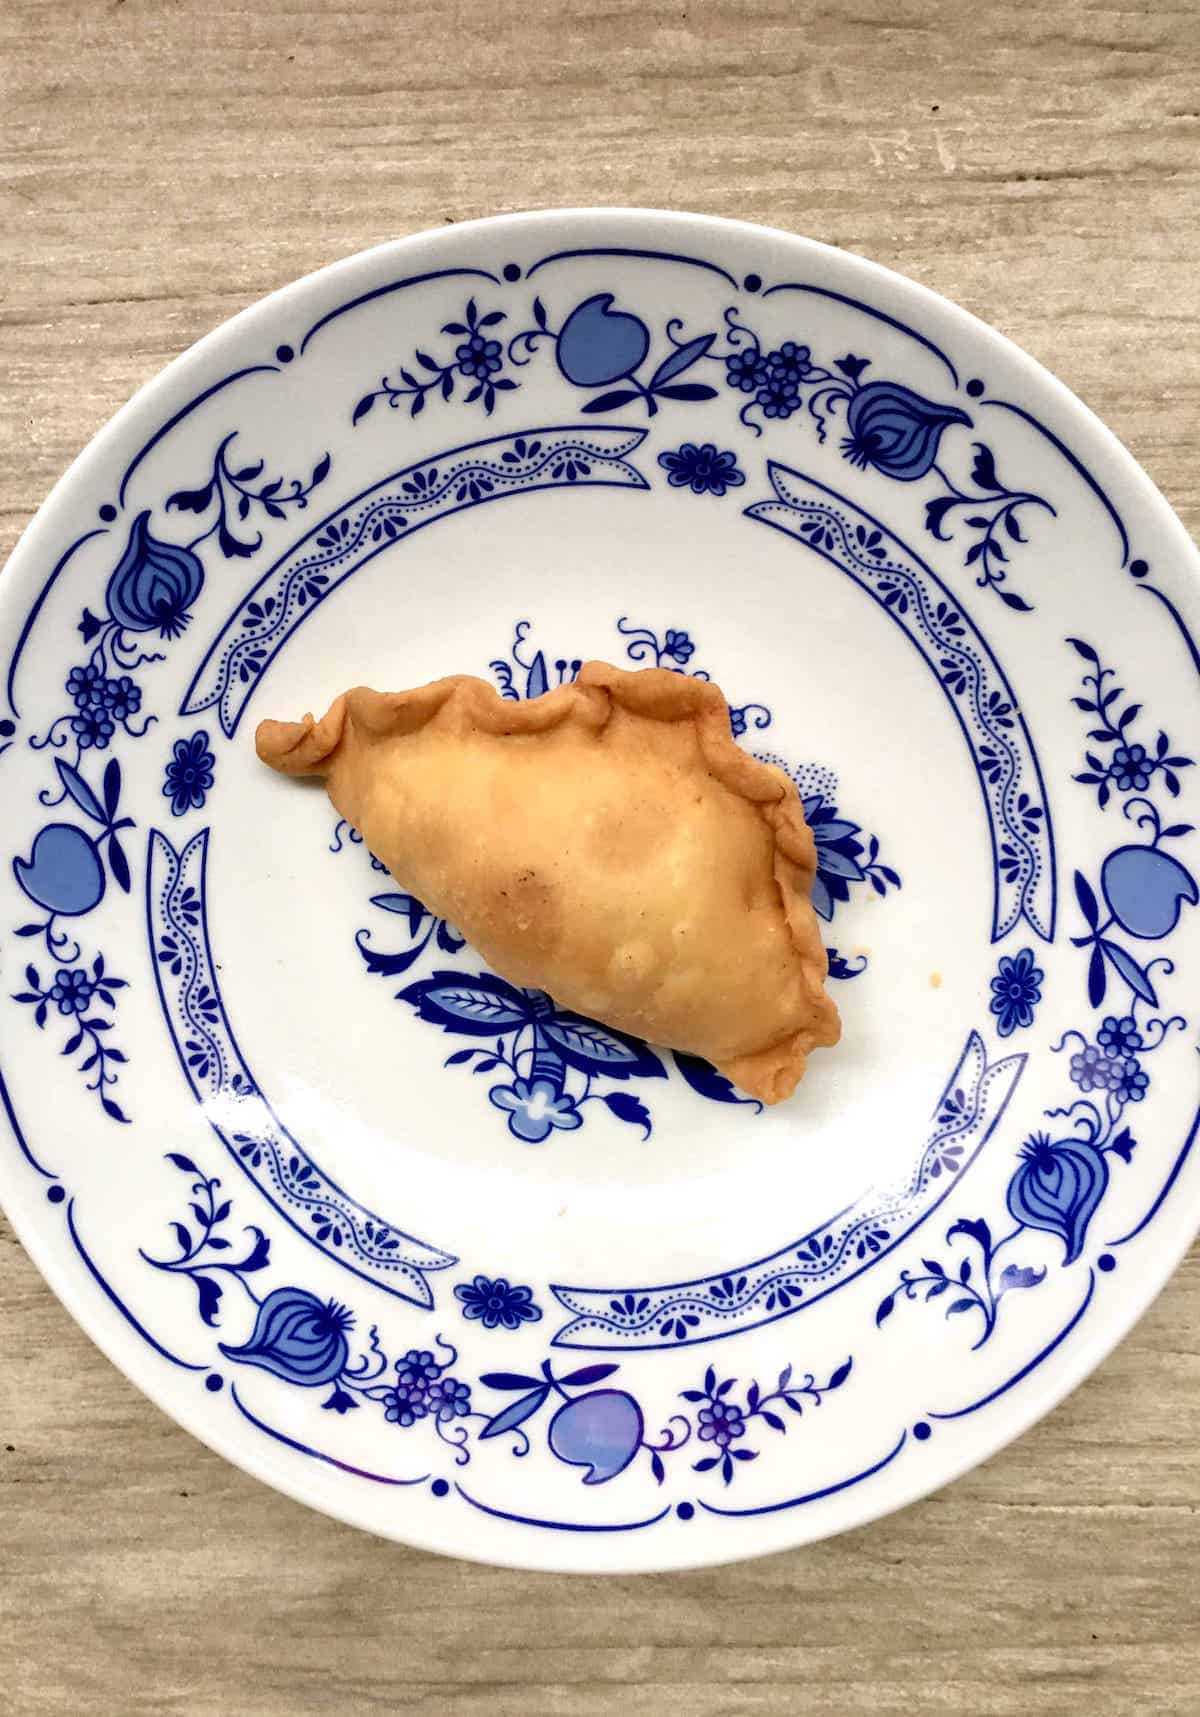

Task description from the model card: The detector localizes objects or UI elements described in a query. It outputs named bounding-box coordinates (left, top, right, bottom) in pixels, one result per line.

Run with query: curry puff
left=256, top=663, right=840, bottom=1104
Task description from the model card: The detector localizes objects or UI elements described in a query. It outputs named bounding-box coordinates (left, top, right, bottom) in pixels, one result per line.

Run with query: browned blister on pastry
left=255, top=663, right=840, bottom=1103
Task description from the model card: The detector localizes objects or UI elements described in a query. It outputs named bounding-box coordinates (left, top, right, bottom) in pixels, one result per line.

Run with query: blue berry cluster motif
left=878, top=638, right=1194, bottom=1349
left=341, top=617, right=900, bottom=1145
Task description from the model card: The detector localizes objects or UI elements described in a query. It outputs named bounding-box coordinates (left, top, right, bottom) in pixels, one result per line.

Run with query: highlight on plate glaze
left=2, top=226, right=1197, bottom=1552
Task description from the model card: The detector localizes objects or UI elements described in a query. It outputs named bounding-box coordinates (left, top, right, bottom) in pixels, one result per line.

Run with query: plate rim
left=2, top=204, right=1198, bottom=1574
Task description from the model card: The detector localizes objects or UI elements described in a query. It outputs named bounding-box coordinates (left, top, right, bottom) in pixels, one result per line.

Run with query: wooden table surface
left=2, top=2, right=1198, bottom=1711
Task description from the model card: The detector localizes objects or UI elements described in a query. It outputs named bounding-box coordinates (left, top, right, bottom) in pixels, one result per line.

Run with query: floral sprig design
left=454, top=1274, right=543, bottom=1331
left=989, top=947, right=1044, bottom=1038
left=1066, top=637, right=1194, bottom=810
left=165, top=433, right=331, bottom=560
left=12, top=952, right=129, bottom=1122
left=139, top=1154, right=272, bottom=1324
left=681, top=1356, right=852, bottom=1486
left=353, top=298, right=517, bottom=425
left=615, top=617, right=771, bottom=736
left=162, top=731, right=216, bottom=817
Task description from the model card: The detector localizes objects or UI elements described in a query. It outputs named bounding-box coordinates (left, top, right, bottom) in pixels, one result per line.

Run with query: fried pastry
left=256, top=663, right=840, bottom=1103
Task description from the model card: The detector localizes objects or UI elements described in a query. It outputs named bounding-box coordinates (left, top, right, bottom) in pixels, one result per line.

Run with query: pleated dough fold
left=256, top=662, right=840, bottom=1104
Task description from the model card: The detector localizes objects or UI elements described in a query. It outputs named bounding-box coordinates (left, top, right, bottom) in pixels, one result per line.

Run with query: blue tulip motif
left=548, top=1389, right=645, bottom=1484
left=219, top=1286, right=354, bottom=1387
left=556, top=294, right=651, bottom=388
left=1101, top=843, right=1198, bottom=941
left=841, top=380, right=970, bottom=482
left=14, top=823, right=106, bottom=917
left=1006, top=1132, right=1109, bottom=1265
left=106, top=511, right=205, bottom=639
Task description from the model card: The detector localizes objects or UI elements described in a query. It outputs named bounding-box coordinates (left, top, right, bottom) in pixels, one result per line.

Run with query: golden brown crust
left=256, top=663, right=839, bottom=1104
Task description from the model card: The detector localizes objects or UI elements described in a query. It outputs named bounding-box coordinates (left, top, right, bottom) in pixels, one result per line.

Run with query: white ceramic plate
left=2, top=210, right=1197, bottom=1574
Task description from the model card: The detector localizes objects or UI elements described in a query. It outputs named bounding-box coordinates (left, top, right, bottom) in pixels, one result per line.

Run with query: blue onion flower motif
left=764, top=340, right=815, bottom=389
left=1096, top=1015, right=1142, bottom=1058
left=105, top=511, right=205, bottom=639
left=1069, top=1042, right=1117, bottom=1093
left=1109, top=1057, right=1149, bottom=1104
left=454, top=1274, right=542, bottom=1330
left=49, top=967, right=95, bottom=1016
left=427, top=1376, right=472, bottom=1423
left=556, top=294, right=650, bottom=388
left=163, top=731, right=216, bottom=817
left=696, top=1400, right=746, bottom=1448
left=801, top=793, right=866, bottom=921
left=1109, top=744, right=1151, bottom=792
left=218, top=1286, right=353, bottom=1386
left=657, top=443, right=746, bottom=498
left=71, top=705, right=116, bottom=751
left=988, top=947, right=1043, bottom=1037
left=840, top=381, right=970, bottom=482
left=489, top=1077, right=582, bottom=1143
left=1006, top=1131, right=1109, bottom=1265
left=725, top=348, right=767, bottom=393
left=662, top=628, right=695, bottom=665
left=456, top=331, right=503, bottom=380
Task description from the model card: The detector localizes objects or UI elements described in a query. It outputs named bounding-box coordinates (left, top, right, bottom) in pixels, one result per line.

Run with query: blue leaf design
left=55, top=759, right=105, bottom=824
left=602, top=1091, right=652, bottom=1137
left=672, top=1051, right=763, bottom=1111
left=648, top=333, right=714, bottom=389
left=525, top=650, right=549, bottom=700
left=399, top=970, right=533, bottom=1034
left=541, top=1014, right=666, bottom=1080
left=1099, top=939, right=1159, bottom=1006
left=480, top=1386, right=549, bottom=1440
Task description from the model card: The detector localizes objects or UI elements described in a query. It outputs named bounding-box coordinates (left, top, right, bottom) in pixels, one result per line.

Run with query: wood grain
left=1, top=1, right=1198, bottom=1712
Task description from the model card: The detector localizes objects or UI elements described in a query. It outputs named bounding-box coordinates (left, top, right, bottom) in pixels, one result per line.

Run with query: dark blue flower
left=49, top=967, right=94, bottom=1016
left=988, top=947, right=1043, bottom=1037
left=383, top=1387, right=429, bottom=1428
left=1109, top=743, right=1151, bottom=791
left=218, top=1286, right=354, bottom=1387
left=764, top=340, right=815, bottom=389
left=397, top=1347, right=443, bottom=1385
left=755, top=373, right=801, bottom=420
left=427, top=1376, right=472, bottom=1422
left=1096, top=1015, right=1142, bottom=1058
left=454, top=1273, right=543, bottom=1330
left=71, top=705, right=115, bottom=751
left=801, top=793, right=867, bottom=921
left=1006, top=1132, right=1109, bottom=1265
left=103, top=676, right=141, bottom=722
left=662, top=628, right=695, bottom=665
left=657, top=443, right=746, bottom=498
left=696, top=1399, right=745, bottom=1448
left=66, top=662, right=107, bottom=708
left=456, top=332, right=503, bottom=380
left=1068, top=1043, right=1117, bottom=1093
left=1109, top=1057, right=1149, bottom=1104
left=840, top=381, right=970, bottom=482
left=724, top=348, right=768, bottom=393
left=163, top=731, right=216, bottom=817
left=105, top=511, right=205, bottom=639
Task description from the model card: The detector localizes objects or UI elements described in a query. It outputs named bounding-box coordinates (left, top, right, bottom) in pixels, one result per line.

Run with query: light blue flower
left=489, top=1077, right=582, bottom=1143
